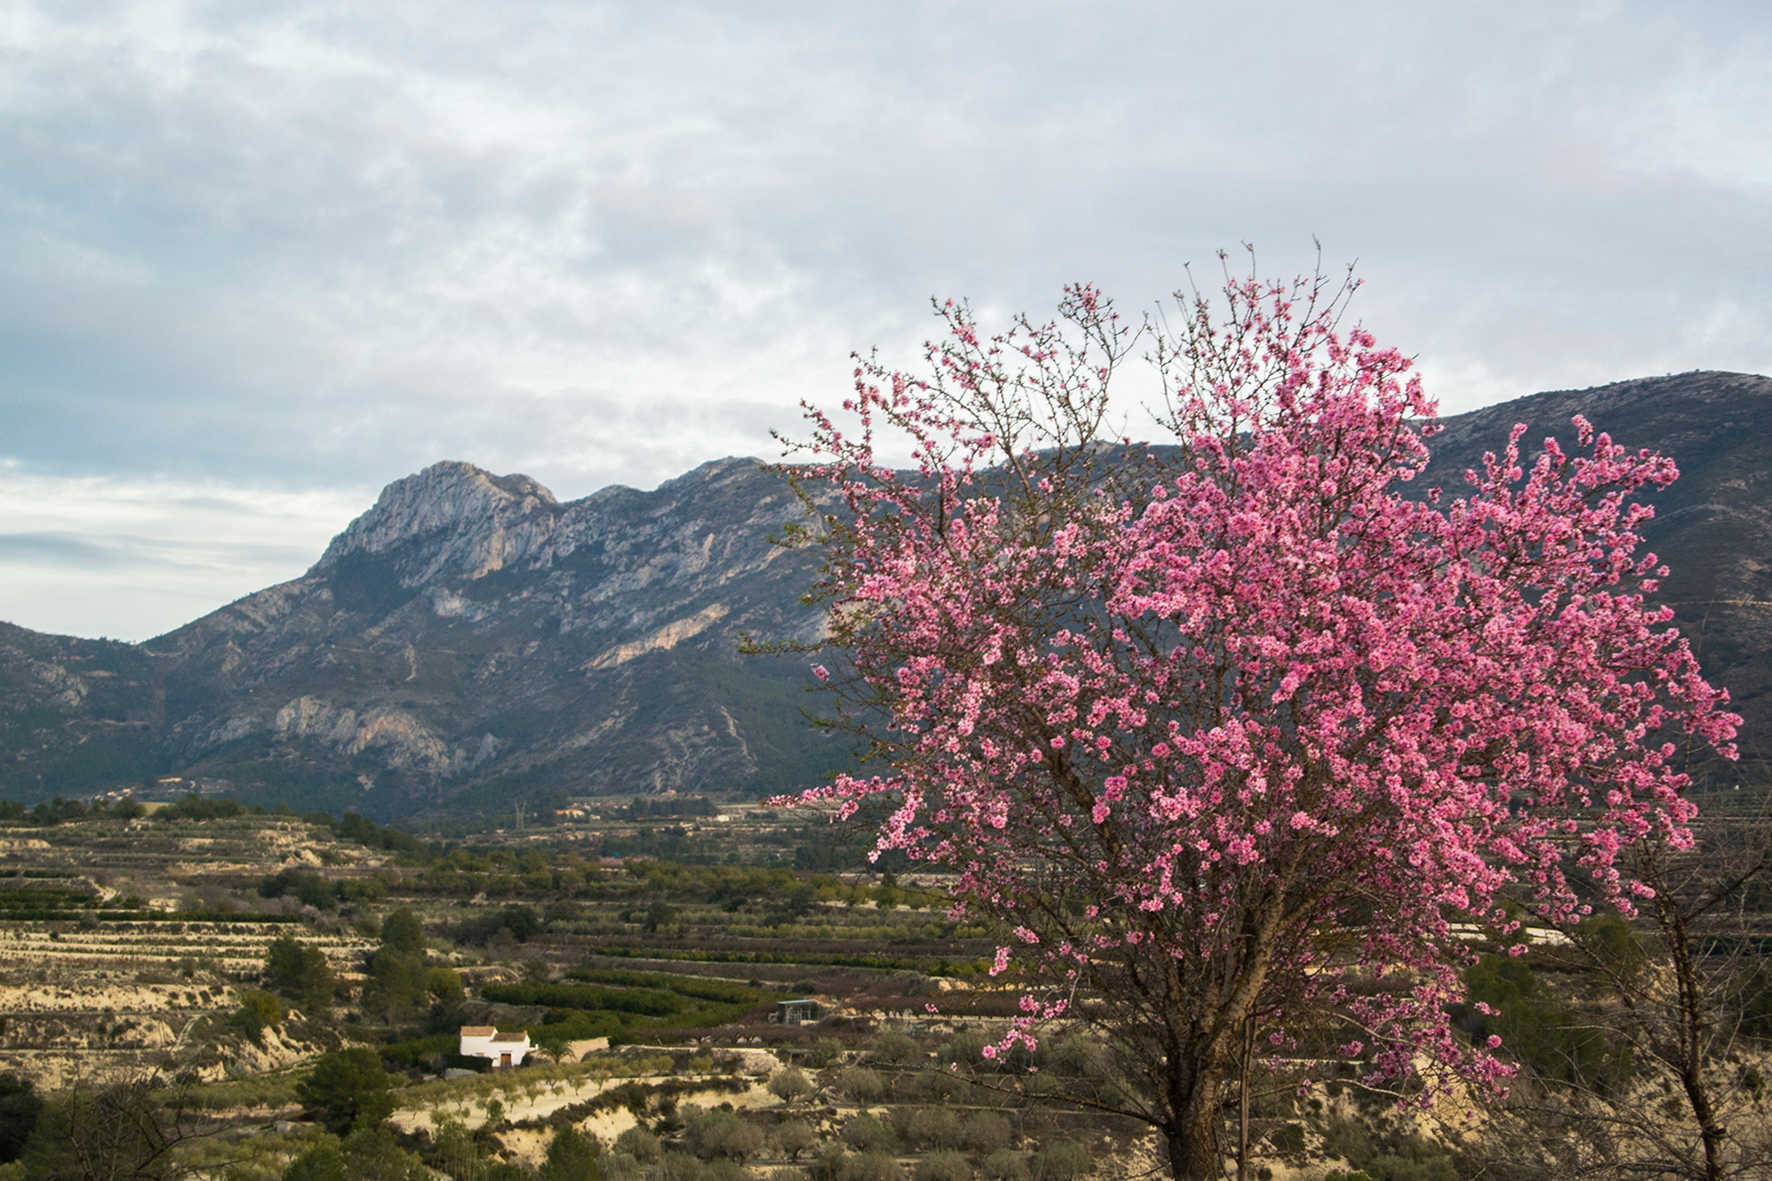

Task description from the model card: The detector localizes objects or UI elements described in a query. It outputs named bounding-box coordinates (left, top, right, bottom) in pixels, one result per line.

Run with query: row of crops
left=578, top=942, right=988, bottom=977
left=0, top=887, right=313, bottom=924
left=480, top=966, right=784, bottom=1041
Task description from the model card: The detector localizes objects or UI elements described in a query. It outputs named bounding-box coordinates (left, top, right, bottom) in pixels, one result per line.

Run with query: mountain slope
left=2, top=458, right=844, bottom=819
left=1, top=372, right=1768, bottom=817
left=1418, top=371, right=1772, bottom=782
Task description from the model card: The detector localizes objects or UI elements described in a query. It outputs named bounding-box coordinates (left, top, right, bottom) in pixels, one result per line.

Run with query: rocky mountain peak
left=312, top=460, right=562, bottom=580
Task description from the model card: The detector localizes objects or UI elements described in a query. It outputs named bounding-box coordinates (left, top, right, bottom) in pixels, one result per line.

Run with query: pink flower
left=780, top=262, right=1737, bottom=1127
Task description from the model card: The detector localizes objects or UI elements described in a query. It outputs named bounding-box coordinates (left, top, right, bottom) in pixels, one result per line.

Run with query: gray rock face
left=314, top=460, right=563, bottom=585
left=1, top=373, right=1769, bottom=817
left=0, top=456, right=837, bottom=819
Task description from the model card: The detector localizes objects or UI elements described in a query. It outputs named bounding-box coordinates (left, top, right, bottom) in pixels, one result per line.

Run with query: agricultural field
left=0, top=809, right=382, bottom=1091
left=0, top=799, right=1174, bottom=1178
left=0, top=797, right=1766, bottom=1179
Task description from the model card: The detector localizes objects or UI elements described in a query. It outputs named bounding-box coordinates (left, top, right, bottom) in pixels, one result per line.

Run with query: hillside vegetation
left=0, top=796, right=1765, bottom=1178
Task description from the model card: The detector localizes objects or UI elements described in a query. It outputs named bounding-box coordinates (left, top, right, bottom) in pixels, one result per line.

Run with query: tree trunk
left=1663, top=896, right=1727, bottom=1181
left=1164, top=1064, right=1225, bottom=1180
left=1673, top=969, right=1727, bottom=1181
left=1238, top=1017, right=1254, bottom=1181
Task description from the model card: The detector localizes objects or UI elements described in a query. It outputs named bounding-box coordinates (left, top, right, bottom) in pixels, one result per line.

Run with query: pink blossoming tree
left=776, top=260, right=1738, bottom=1179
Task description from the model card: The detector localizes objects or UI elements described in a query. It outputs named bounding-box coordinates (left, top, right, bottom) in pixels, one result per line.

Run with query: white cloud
left=1, top=0, right=1768, bottom=636
left=0, top=470, right=368, bottom=640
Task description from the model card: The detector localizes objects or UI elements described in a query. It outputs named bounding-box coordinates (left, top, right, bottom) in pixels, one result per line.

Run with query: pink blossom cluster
left=775, top=269, right=1737, bottom=1101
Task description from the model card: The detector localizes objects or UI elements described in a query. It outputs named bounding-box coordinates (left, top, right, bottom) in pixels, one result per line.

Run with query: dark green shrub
left=1461, top=954, right=1634, bottom=1095
left=378, top=907, right=426, bottom=955
left=539, top=1126, right=601, bottom=1181
left=1361, top=1135, right=1461, bottom=1181
left=296, top=1048, right=395, bottom=1134
left=1575, top=912, right=1646, bottom=983
left=0, top=1074, right=41, bottom=1164
left=599, top=1153, right=645, bottom=1181
left=1365, top=1153, right=1458, bottom=1181
left=698, top=1160, right=750, bottom=1181
left=807, top=1145, right=848, bottom=1181
left=232, top=989, right=284, bottom=1044
left=1732, top=960, right=1772, bottom=1041
left=283, top=1125, right=428, bottom=1180
left=264, top=936, right=335, bottom=1013
left=939, top=1029, right=988, bottom=1066
left=1322, top=1116, right=1374, bottom=1163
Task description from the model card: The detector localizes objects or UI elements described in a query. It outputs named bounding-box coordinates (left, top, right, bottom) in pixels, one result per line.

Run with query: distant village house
left=459, top=1025, right=534, bottom=1068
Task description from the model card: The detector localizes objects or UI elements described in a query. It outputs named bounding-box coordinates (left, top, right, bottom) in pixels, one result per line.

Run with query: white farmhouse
left=458, top=1025, right=534, bottom=1068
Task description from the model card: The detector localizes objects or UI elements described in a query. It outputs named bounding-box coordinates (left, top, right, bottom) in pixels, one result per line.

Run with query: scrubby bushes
left=1321, top=1120, right=1464, bottom=1181
left=767, top=1067, right=813, bottom=1103
left=683, top=1106, right=763, bottom=1160
left=835, top=1150, right=904, bottom=1181
left=962, top=1111, right=1012, bottom=1154
left=979, top=1148, right=1029, bottom=1180
left=614, top=1125, right=660, bottom=1163
left=1030, top=1140, right=1091, bottom=1180
left=902, top=1106, right=959, bottom=1150
left=865, top=1032, right=922, bottom=1067
left=454, top=904, right=545, bottom=947
left=831, top=1066, right=886, bottom=1104
left=771, top=1117, right=817, bottom=1161
left=283, top=1125, right=427, bottom=1180
left=232, top=989, right=283, bottom=1044
left=913, top=1151, right=972, bottom=1181
left=1456, top=953, right=1635, bottom=1095
left=539, top=1126, right=601, bottom=1180
left=840, top=1112, right=897, bottom=1154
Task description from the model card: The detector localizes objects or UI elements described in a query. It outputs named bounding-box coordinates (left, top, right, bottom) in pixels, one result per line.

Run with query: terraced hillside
left=0, top=810, right=383, bottom=1089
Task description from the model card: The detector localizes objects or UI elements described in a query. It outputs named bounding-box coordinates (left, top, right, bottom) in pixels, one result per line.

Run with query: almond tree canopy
left=777, top=262, right=1739, bottom=1180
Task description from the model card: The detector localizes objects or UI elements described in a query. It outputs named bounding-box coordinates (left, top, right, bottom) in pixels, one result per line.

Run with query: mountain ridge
left=2, top=372, right=1768, bottom=819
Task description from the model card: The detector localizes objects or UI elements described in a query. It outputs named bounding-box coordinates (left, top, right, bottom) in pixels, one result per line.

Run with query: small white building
left=458, top=1025, right=534, bottom=1068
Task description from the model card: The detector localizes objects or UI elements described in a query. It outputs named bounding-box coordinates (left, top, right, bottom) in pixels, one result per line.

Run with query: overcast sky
left=3, top=1, right=1769, bottom=641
